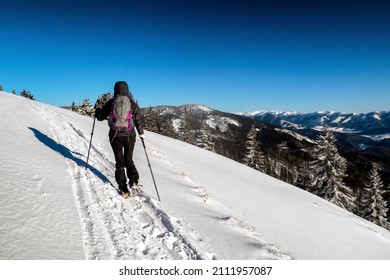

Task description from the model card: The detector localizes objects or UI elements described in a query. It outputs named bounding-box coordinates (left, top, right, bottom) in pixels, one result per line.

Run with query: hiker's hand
left=139, top=134, right=145, bottom=139
left=94, top=99, right=100, bottom=109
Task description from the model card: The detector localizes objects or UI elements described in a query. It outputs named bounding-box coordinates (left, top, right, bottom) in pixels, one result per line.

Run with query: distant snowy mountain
left=149, top=104, right=315, bottom=145
left=146, top=104, right=319, bottom=186
left=145, top=104, right=390, bottom=192
left=238, top=110, right=390, bottom=138
left=238, top=110, right=390, bottom=165
left=2, top=91, right=390, bottom=260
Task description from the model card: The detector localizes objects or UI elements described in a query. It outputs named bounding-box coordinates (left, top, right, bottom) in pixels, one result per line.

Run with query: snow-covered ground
left=206, top=115, right=240, bottom=132
left=1, top=91, right=390, bottom=260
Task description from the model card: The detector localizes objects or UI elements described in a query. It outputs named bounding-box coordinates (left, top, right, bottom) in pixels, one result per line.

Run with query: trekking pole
left=141, top=137, right=161, bottom=202
left=85, top=101, right=98, bottom=170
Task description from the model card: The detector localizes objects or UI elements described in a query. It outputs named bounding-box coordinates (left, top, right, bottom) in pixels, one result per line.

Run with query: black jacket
left=96, top=95, right=144, bottom=139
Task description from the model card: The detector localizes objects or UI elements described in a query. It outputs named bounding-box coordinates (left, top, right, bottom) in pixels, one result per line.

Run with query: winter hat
left=114, top=81, right=129, bottom=96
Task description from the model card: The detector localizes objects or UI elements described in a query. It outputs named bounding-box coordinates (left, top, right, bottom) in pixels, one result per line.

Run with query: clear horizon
left=1, top=0, right=389, bottom=113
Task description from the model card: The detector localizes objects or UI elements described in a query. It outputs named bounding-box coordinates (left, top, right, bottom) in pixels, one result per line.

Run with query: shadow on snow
left=28, top=127, right=113, bottom=187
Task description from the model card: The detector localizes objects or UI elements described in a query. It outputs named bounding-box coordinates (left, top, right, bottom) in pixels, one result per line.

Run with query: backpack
left=108, top=94, right=132, bottom=132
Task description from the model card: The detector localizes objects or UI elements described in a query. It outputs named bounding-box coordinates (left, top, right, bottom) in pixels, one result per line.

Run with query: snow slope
left=1, top=91, right=390, bottom=260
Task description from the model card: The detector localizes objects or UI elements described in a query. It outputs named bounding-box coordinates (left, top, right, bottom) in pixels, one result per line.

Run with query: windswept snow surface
left=1, top=92, right=390, bottom=260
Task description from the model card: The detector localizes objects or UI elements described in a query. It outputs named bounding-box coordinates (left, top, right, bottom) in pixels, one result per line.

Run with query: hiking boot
left=121, top=192, right=130, bottom=199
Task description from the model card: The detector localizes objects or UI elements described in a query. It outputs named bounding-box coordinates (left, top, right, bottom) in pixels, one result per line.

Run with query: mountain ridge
left=141, top=104, right=390, bottom=192
left=237, top=110, right=390, bottom=137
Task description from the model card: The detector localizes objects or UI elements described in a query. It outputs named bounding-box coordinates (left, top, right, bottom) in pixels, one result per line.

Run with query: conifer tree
left=78, top=98, right=94, bottom=116
left=358, top=165, right=388, bottom=228
left=197, top=121, right=216, bottom=152
left=178, top=108, right=194, bottom=144
left=161, top=118, right=177, bottom=139
left=309, top=127, right=356, bottom=211
left=149, top=110, right=161, bottom=133
left=12, top=90, right=16, bottom=95
left=97, top=92, right=112, bottom=107
left=143, top=107, right=152, bottom=130
left=143, top=107, right=161, bottom=133
left=243, top=125, right=266, bottom=172
left=295, top=162, right=312, bottom=191
left=387, top=183, right=390, bottom=230
left=20, top=89, right=35, bottom=100
left=0, top=85, right=3, bottom=91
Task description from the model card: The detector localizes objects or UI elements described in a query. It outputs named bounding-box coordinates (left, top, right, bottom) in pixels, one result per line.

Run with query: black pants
left=110, top=135, right=139, bottom=193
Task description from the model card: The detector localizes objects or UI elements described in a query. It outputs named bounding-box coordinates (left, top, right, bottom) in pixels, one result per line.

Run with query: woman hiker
left=95, top=81, right=144, bottom=198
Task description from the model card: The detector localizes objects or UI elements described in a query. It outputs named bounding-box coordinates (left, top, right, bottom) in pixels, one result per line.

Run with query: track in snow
left=30, top=103, right=209, bottom=260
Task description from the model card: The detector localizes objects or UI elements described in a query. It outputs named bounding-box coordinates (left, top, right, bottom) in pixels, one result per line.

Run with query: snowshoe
left=129, top=183, right=141, bottom=197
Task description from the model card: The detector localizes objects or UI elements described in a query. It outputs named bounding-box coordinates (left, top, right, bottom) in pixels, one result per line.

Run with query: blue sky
left=1, top=0, right=389, bottom=113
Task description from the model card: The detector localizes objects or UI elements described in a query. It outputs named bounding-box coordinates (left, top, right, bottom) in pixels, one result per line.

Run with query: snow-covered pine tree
left=178, top=108, right=194, bottom=144
left=149, top=110, right=161, bottom=133
left=295, top=161, right=312, bottom=191
left=309, top=127, right=356, bottom=212
left=387, top=183, right=390, bottom=228
left=97, top=92, right=112, bottom=107
left=243, top=125, right=265, bottom=172
left=142, top=107, right=152, bottom=131
left=387, top=183, right=390, bottom=230
left=161, top=117, right=177, bottom=139
left=197, top=121, right=216, bottom=152
left=358, top=165, right=388, bottom=228
left=78, top=98, right=94, bottom=116
left=143, top=107, right=161, bottom=133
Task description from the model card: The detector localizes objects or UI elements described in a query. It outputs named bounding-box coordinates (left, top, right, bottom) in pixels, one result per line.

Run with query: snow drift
left=1, top=91, right=390, bottom=260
